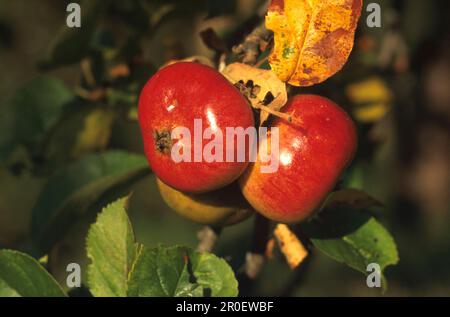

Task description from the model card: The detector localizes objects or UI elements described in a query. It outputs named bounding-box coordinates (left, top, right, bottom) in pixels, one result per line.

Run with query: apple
left=239, top=94, right=357, bottom=223
left=156, top=178, right=253, bottom=227
left=138, top=62, right=255, bottom=193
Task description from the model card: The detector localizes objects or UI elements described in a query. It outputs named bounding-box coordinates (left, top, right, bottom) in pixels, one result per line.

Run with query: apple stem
left=254, top=54, right=270, bottom=68
left=255, top=104, right=299, bottom=124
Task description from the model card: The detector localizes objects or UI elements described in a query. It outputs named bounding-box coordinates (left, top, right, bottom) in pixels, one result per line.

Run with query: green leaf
left=0, top=279, right=20, bottom=297
left=301, top=189, right=399, bottom=290
left=189, top=250, right=239, bottom=297
left=310, top=218, right=398, bottom=275
left=39, top=0, right=107, bottom=69
left=31, top=151, right=149, bottom=252
left=86, top=197, right=137, bottom=297
left=0, top=250, right=66, bottom=297
left=41, top=104, right=115, bottom=170
left=86, top=197, right=238, bottom=297
left=128, top=245, right=238, bottom=297
left=0, top=77, right=73, bottom=162
left=127, top=245, right=200, bottom=297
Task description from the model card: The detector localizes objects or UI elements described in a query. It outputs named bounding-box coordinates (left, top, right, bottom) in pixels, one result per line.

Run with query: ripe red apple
left=138, top=62, right=255, bottom=193
left=239, top=94, right=357, bottom=223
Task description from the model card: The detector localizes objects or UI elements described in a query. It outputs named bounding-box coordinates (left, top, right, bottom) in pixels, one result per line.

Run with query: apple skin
left=239, top=94, right=357, bottom=223
left=156, top=178, right=253, bottom=227
left=138, top=62, right=255, bottom=193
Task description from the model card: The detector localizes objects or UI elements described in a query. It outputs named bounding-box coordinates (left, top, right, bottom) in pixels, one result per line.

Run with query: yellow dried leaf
left=346, top=77, right=393, bottom=123
left=221, top=63, right=288, bottom=125
left=274, top=224, right=308, bottom=269
left=346, top=77, right=392, bottom=104
left=266, top=0, right=362, bottom=86
left=353, top=104, right=390, bottom=123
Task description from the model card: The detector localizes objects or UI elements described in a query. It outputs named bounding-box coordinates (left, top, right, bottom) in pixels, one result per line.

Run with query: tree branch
left=237, top=214, right=271, bottom=296
left=232, top=23, right=272, bottom=66
left=196, top=226, right=222, bottom=253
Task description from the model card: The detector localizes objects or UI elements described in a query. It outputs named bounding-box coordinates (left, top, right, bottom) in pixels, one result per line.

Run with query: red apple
left=138, top=62, right=255, bottom=193
left=239, top=94, right=357, bottom=223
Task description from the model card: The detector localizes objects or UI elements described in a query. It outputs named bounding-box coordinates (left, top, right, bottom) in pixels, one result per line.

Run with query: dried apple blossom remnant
left=222, top=63, right=288, bottom=125
left=274, top=224, right=308, bottom=269
left=266, top=0, right=363, bottom=87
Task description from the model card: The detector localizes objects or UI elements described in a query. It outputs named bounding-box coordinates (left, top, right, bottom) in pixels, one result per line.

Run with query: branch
left=196, top=226, right=222, bottom=253
left=237, top=214, right=271, bottom=296
left=232, top=23, right=272, bottom=66
left=279, top=251, right=314, bottom=296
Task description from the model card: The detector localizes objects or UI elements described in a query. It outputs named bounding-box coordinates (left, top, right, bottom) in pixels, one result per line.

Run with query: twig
left=254, top=102, right=293, bottom=123
left=232, top=23, right=272, bottom=65
left=249, top=214, right=272, bottom=255
left=73, top=87, right=106, bottom=102
left=196, top=226, right=222, bottom=253
left=80, top=58, right=96, bottom=88
left=280, top=251, right=314, bottom=296
left=200, top=28, right=229, bottom=54
left=254, top=54, right=270, bottom=68
left=237, top=214, right=271, bottom=296
left=218, top=53, right=227, bottom=72
left=74, top=87, right=92, bottom=100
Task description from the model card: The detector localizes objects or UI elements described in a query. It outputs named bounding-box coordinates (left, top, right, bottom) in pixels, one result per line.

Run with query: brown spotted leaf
left=265, top=0, right=362, bottom=86
left=221, top=63, right=288, bottom=125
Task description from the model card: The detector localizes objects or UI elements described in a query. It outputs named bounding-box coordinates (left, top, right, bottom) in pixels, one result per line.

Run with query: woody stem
left=254, top=104, right=293, bottom=123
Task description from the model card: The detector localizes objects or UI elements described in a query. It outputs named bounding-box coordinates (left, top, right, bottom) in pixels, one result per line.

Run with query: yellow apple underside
left=156, top=178, right=253, bottom=227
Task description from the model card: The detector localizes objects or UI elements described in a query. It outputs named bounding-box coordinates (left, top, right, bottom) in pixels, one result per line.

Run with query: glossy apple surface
left=239, top=94, right=357, bottom=223
left=156, top=178, right=253, bottom=227
left=139, top=62, right=255, bottom=193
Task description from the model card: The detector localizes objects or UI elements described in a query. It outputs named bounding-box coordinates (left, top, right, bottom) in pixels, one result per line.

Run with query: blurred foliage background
left=0, top=0, right=449, bottom=296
